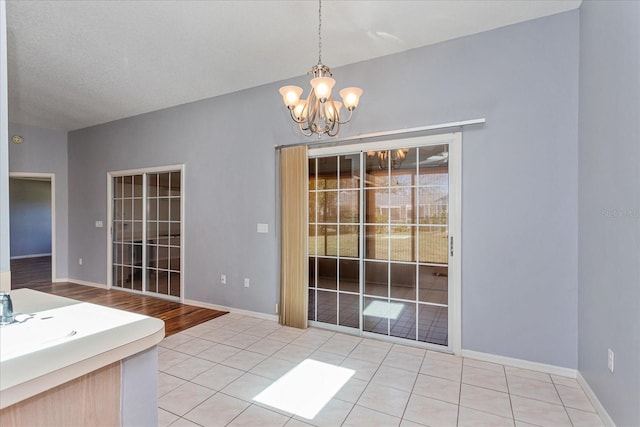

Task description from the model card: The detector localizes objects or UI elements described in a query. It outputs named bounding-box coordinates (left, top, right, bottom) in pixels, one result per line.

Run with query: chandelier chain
left=317, top=0, right=322, bottom=65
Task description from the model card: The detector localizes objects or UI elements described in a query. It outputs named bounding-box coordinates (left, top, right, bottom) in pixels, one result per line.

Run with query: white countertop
left=0, top=289, right=165, bottom=409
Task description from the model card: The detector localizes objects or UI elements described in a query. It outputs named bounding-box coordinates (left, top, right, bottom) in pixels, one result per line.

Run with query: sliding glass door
left=308, top=134, right=460, bottom=349
left=110, top=167, right=183, bottom=300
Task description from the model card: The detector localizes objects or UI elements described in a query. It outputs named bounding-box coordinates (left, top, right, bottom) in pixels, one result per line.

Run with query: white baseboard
left=183, top=298, right=279, bottom=322
left=461, top=349, right=578, bottom=378
left=67, top=278, right=108, bottom=289
left=577, top=371, right=616, bottom=427
left=10, top=253, right=52, bottom=260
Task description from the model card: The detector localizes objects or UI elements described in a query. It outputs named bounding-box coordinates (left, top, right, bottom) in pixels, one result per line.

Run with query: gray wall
left=9, top=123, right=69, bottom=279
left=578, top=1, right=640, bottom=425
left=68, top=11, right=579, bottom=367
left=9, top=178, right=52, bottom=257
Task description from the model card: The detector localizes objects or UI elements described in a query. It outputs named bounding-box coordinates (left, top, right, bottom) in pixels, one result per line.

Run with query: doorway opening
left=8, top=173, right=56, bottom=287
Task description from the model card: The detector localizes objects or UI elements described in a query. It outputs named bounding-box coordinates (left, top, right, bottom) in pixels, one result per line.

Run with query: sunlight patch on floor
left=363, top=299, right=405, bottom=320
left=253, top=359, right=354, bottom=419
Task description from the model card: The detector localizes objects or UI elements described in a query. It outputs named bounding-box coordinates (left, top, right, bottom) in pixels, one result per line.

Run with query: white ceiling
left=6, top=0, right=581, bottom=132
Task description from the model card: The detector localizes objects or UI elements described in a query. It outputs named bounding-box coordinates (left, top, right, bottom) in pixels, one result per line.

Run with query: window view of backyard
left=308, top=144, right=450, bottom=346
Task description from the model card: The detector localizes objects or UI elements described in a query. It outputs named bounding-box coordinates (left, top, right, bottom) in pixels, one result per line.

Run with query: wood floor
left=10, top=256, right=52, bottom=286
left=11, top=256, right=227, bottom=337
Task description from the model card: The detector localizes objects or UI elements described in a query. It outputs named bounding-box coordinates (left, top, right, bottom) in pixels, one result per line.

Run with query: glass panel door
left=111, top=168, right=182, bottom=300
left=308, top=139, right=454, bottom=347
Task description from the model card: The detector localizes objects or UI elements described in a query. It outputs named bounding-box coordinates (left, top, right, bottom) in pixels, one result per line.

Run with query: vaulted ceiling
left=6, top=0, right=581, bottom=132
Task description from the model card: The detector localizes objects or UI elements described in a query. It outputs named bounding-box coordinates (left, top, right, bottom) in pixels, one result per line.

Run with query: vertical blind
left=279, top=145, right=309, bottom=328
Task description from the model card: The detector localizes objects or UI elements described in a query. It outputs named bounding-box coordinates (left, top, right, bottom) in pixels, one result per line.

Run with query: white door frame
left=106, top=164, right=185, bottom=302
left=8, top=172, right=56, bottom=283
left=309, top=132, right=462, bottom=355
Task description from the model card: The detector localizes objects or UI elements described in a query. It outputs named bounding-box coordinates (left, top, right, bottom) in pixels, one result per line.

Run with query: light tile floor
left=158, top=313, right=605, bottom=427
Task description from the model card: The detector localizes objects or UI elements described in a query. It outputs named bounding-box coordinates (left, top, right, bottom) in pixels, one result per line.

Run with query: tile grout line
left=503, top=362, right=517, bottom=427
left=160, top=315, right=605, bottom=427
left=456, top=358, right=464, bottom=427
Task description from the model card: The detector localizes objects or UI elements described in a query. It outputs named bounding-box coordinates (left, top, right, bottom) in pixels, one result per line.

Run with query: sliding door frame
left=106, top=164, right=185, bottom=302
left=309, top=132, right=462, bottom=355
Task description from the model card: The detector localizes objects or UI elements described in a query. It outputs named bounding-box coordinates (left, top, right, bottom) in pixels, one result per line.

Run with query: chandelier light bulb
left=325, top=101, right=342, bottom=121
left=293, top=100, right=307, bottom=120
left=279, top=86, right=303, bottom=108
left=310, top=76, right=335, bottom=101
left=339, top=87, right=363, bottom=111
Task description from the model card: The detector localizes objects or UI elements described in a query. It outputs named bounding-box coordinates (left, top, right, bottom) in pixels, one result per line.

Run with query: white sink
left=0, top=302, right=147, bottom=362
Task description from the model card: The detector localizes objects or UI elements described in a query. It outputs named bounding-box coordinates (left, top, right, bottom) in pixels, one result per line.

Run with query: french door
left=108, top=166, right=183, bottom=300
left=308, top=134, right=460, bottom=351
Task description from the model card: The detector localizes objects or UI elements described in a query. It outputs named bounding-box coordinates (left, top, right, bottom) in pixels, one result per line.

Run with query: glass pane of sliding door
left=111, top=168, right=182, bottom=300
left=112, top=175, right=144, bottom=292
left=308, top=141, right=452, bottom=347
left=146, top=172, right=182, bottom=298
left=308, top=154, right=361, bottom=329
left=363, top=145, right=449, bottom=345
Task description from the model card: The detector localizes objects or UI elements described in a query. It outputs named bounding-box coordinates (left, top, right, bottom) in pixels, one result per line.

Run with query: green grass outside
left=309, top=229, right=448, bottom=264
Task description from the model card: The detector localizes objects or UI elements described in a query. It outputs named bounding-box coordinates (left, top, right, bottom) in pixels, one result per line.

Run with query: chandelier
left=279, top=0, right=363, bottom=137
left=367, top=149, right=409, bottom=170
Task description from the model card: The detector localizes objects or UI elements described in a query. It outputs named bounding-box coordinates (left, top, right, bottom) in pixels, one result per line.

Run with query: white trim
left=576, top=371, right=616, bottom=427
left=0, top=270, right=10, bottom=292
left=111, top=284, right=180, bottom=302
left=179, top=164, right=185, bottom=303
left=308, top=319, right=456, bottom=352
left=108, top=164, right=185, bottom=177
left=449, top=133, right=462, bottom=356
left=106, top=173, right=112, bottom=289
left=309, top=320, right=361, bottom=336
left=310, top=132, right=459, bottom=157
left=67, top=278, right=108, bottom=289
left=10, top=252, right=52, bottom=260
left=9, top=172, right=56, bottom=282
left=461, top=349, right=578, bottom=378
left=278, top=118, right=486, bottom=150
left=183, top=298, right=279, bottom=322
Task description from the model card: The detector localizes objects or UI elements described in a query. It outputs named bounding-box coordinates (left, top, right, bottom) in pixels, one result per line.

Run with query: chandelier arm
left=298, top=123, right=314, bottom=137
left=288, top=107, right=306, bottom=124
left=327, top=119, right=340, bottom=137
left=307, top=97, right=319, bottom=132
left=336, top=108, right=354, bottom=125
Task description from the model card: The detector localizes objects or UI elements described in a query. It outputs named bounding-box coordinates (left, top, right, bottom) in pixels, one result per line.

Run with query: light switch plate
left=257, top=223, right=268, bottom=233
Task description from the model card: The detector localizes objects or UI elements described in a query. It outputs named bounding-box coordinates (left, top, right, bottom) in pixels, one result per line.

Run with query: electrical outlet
left=275, top=303, right=279, bottom=314
left=608, top=348, right=614, bottom=373
left=244, top=278, right=250, bottom=288
left=79, top=258, right=83, bottom=265
left=220, top=274, right=226, bottom=284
